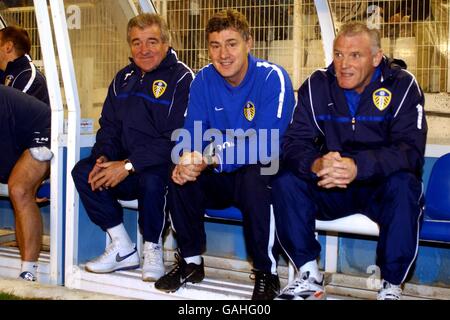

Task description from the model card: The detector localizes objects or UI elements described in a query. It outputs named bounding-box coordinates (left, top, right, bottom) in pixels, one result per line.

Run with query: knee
left=384, top=172, right=421, bottom=196
left=272, top=170, right=309, bottom=193
left=139, top=172, right=165, bottom=195
left=8, top=180, right=33, bottom=203
left=71, top=158, right=92, bottom=184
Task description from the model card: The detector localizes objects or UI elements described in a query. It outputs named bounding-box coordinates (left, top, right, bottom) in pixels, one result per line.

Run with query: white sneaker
left=276, top=271, right=326, bottom=300
left=85, top=242, right=140, bottom=273
left=19, top=271, right=37, bottom=282
left=142, top=242, right=165, bottom=281
left=377, top=280, right=402, bottom=300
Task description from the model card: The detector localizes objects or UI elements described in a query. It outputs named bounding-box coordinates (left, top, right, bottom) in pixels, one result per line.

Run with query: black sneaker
left=154, top=252, right=205, bottom=293
left=251, top=270, right=280, bottom=300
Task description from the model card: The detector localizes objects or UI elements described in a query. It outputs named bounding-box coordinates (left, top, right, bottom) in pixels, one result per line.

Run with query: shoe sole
left=142, top=274, right=164, bottom=282
left=85, top=264, right=140, bottom=273
left=276, top=291, right=327, bottom=300
left=155, top=276, right=205, bottom=293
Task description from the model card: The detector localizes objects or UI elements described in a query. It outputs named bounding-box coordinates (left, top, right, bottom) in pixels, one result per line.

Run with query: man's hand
left=312, top=152, right=357, bottom=189
left=88, top=156, right=108, bottom=191
left=172, top=151, right=207, bottom=185
left=89, top=159, right=129, bottom=191
left=311, top=152, right=342, bottom=174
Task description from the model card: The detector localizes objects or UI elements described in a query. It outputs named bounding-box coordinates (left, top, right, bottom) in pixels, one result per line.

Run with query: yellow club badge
left=153, top=80, right=167, bottom=98
left=244, top=101, right=256, bottom=121
left=373, top=88, right=392, bottom=111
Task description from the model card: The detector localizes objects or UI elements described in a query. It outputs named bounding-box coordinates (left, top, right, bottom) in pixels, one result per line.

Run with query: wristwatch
left=204, top=154, right=218, bottom=169
left=124, top=159, right=134, bottom=174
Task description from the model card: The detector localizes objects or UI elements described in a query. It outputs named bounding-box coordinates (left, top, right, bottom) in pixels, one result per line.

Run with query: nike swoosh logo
left=180, top=270, right=196, bottom=283
left=115, top=248, right=136, bottom=262
left=214, top=107, right=224, bottom=111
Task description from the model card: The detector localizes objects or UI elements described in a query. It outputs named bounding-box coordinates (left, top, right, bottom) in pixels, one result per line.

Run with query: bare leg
left=8, top=150, right=50, bottom=261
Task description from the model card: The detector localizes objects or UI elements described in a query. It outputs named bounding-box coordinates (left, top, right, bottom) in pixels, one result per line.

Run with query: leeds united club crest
left=153, top=80, right=167, bottom=98
left=373, top=88, right=392, bottom=111
left=244, top=101, right=256, bottom=121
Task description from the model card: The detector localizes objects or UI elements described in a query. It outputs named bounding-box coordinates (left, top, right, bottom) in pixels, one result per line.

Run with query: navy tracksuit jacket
left=72, top=49, right=194, bottom=243
left=1, top=54, right=49, bottom=105
left=272, top=57, right=427, bottom=284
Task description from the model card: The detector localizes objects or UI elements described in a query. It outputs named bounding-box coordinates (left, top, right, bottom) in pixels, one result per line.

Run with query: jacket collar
left=5, top=54, right=32, bottom=74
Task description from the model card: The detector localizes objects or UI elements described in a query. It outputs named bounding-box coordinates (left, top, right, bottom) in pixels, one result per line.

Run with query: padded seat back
left=425, top=153, right=450, bottom=220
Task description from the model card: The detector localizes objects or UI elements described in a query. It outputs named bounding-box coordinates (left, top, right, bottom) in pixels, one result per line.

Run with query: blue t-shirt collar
left=344, top=66, right=381, bottom=117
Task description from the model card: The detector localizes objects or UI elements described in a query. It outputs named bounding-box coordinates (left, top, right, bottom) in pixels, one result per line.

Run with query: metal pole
left=139, top=0, right=157, bottom=13
left=49, top=0, right=81, bottom=285
left=314, top=0, right=335, bottom=66
left=33, top=0, right=65, bottom=285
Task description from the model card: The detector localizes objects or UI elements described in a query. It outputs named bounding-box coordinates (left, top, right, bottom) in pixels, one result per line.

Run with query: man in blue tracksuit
left=0, top=86, right=52, bottom=282
left=71, top=14, right=193, bottom=282
left=0, top=26, right=49, bottom=104
left=272, top=22, right=427, bottom=300
left=155, top=9, right=296, bottom=300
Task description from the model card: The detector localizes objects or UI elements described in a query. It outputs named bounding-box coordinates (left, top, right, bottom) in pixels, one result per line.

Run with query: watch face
left=125, top=162, right=133, bottom=171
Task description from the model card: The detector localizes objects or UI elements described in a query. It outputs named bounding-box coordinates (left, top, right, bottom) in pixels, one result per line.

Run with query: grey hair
left=334, top=21, right=381, bottom=55
left=127, top=13, right=171, bottom=44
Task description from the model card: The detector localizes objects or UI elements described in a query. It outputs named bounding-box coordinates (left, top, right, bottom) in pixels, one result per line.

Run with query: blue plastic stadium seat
left=424, top=153, right=450, bottom=220
left=421, top=153, right=450, bottom=242
left=420, top=221, right=450, bottom=242
left=36, top=180, right=51, bottom=200
left=205, top=207, right=243, bottom=221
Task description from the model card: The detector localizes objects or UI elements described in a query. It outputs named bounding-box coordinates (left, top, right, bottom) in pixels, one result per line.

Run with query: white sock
left=107, top=223, right=133, bottom=248
left=300, top=260, right=322, bottom=282
left=21, top=261, right=38, bottom=274
left=185, top=255, right=202, bottom=265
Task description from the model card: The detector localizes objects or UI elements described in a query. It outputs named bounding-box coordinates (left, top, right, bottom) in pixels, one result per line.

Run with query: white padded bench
left=118, top=199, right=380, bottom=281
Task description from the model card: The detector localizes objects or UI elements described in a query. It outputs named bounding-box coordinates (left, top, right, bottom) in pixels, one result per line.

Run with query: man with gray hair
left=272, top=22, right=427, bottom=300
left=72, top=13, right=193, bottom=282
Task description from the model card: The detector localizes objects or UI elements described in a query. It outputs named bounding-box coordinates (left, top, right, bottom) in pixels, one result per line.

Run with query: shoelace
left=92, top=242, right=118, bottom=262
left=166, top=252, right=185, bottom=277
left=143, top=244, right=162, bottom=265
left=251, top=270, right=275, bottom=294
left=378, top=281, right=402, bottom=300
left=281, top=272, right=316, bottom=295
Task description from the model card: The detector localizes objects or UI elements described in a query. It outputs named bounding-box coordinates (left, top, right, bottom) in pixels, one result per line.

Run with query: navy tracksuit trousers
left=168, top=164, right=279, bottom=275
left=272, top=170, right=424, bottom=285
left=72, top=157, right=168, bottom=243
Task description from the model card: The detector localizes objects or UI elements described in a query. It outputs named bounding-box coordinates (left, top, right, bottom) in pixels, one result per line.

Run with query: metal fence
left=1, top=1, right=449, bottom=119
left=152, top=0, right=449, bottom=93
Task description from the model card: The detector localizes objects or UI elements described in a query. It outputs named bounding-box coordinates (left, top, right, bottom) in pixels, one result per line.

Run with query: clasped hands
left=172, top=151, right=209, bottom=186
left=88, top=156, right=129, bottom=191
left=311, top=152, right=357, bottom=189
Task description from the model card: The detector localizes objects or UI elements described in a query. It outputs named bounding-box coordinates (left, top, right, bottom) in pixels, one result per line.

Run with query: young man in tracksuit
left=155, top=9, right=296, bottom=300
left=71, top=14, right=193, bottom=282
left=0, top=26, right=49, bottom=104
left=272, top=22, right=427, bottom=300
left=0, top=85, right=52, bottom=282
left=0, top=26, right=50, bottom=282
